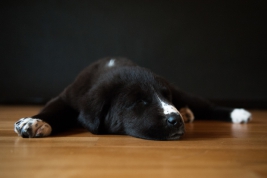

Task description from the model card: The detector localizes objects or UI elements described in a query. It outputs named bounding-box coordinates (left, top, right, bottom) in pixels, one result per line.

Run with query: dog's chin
left=167, top=132, right=184, bottom=140
left=166, top=126, right=185, bottom=140
left=148, top=132, right=184, bottom=141
left=135, top=132, right=184, bottom=141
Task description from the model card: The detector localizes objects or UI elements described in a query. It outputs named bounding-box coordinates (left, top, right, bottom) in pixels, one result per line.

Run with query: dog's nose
left=167, top=114, right=182, bottom=126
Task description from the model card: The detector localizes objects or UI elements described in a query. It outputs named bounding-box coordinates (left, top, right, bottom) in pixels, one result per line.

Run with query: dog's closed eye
left=136, top=100, right=148, bottom=106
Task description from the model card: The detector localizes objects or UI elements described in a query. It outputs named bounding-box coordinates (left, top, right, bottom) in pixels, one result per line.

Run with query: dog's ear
left=77, top=90, right=107, bottom=134
left=77, top=84, right=115, bottom=134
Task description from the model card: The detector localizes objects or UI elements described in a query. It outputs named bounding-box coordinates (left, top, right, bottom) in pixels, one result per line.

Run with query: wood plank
left=0, top=106, right=267, bottom=178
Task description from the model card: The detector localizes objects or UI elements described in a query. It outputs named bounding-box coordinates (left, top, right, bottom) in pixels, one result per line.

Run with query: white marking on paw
left=107, top=59, right=115, bottom=67
left=14, top=117, right=52, bottom=138
left=231, top=109, right=252, bottom=123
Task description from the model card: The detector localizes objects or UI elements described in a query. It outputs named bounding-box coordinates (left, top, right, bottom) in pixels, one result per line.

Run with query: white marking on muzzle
left=157, top=95, right=180, bottom=115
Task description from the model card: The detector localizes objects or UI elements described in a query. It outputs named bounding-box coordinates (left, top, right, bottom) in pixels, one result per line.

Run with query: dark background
left=1, top=0, right=266, bottom=108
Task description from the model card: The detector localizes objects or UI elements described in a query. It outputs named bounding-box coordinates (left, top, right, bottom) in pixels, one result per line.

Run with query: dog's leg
left=179, top=107, right=194, bottom=123
left=14, top=97, right=79, bottom=138
left=171, top=86, right=251, bottom=123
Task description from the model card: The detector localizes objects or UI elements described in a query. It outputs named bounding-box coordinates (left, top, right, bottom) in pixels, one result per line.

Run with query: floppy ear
left=77, top=86, right=111, bottom=134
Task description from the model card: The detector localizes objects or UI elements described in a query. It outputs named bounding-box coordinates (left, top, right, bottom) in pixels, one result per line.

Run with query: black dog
left=14, top=57, right=251, bottom=140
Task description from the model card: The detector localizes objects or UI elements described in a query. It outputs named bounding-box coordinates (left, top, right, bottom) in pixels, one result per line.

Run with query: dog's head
left=78, top=67, right=184, bottom=140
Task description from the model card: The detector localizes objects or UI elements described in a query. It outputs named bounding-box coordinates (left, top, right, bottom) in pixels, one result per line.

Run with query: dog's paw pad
left=14, top=117, right=52, bottom=138
left=179, top=107, right=195, bottom=123
left=231, top=109, right=252, bottom=123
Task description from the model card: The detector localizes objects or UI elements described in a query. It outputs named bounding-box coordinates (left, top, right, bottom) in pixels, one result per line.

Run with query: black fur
left=31, top=57, right=238, bottom=140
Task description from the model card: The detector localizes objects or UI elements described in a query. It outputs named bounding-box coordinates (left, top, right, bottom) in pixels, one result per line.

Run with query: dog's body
left=15, top=57, right=251, bottom=140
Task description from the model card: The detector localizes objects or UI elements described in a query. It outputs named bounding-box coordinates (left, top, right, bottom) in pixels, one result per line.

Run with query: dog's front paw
left=179, top=107, right=195, bottom=123
left=231, top=109, right=252, bottom=123
left=14, top=118, right=52, bottom=138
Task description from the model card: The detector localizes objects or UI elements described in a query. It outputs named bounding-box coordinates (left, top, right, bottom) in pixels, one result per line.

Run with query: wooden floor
left=0, top=106, right=267, bottom=178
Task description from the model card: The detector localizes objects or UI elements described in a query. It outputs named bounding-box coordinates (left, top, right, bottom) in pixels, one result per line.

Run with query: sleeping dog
left=14, top=57, right=252, bottom=140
